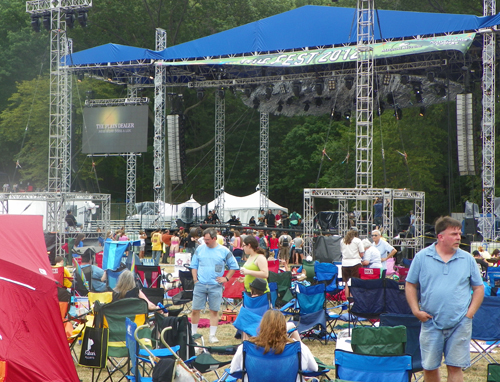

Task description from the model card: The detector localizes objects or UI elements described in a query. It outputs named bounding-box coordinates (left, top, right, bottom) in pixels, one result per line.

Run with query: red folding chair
left=359, top=267, right=381, bottom=280
left=223, top=270, right=245, bottom=310
left=268, top=259, right=280, bottom=274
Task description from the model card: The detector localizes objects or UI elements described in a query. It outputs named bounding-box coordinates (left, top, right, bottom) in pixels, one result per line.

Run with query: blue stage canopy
left=67, top=5, right=500, bottom=66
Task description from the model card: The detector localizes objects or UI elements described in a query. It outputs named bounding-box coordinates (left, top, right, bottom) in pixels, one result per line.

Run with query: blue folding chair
left=125, top=318, right=180, bottom=382
left=380, top=313, right=423, bottom=377
left=470, top=296, right=500, bottom=366
left=295, top=283, right=334, bottom=344
left=335, top=349, right=412, bottom=382
left=314, top=261, right=343, bottom=305
left=384, top=279, right=413, bottom=315
left=487, top=269, right=500, bottom=287
left=233, top=292, right=272, bottom=338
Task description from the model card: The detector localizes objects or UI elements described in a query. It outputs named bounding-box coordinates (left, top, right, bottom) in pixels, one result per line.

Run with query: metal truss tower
left=214, top=90, right=225, bottom=218
left=126, top=85, right=138, bottom=218
left=26, top=0, right=91, bottom=193
left=355, top=0, right=375, bottom=233
left=259, top=112, right=269, bottom=212
left=154, top=28, right=167, bottom=227
left=482, top=0, right=496, bottom=242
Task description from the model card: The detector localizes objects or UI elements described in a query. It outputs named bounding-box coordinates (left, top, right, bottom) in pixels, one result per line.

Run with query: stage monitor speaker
left=464, top=218, right=478, bottom=236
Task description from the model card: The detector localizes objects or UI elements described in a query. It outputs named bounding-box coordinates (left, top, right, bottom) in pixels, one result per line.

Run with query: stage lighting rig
left=197, top=88, right=205, bottom=100
left=394, top=107, right=403, bottom=120
left=400, top=73, right=409, bottom=85
left=383, top=74, right=391, bottom=86
left=42, top=12, right=51, bottom=31
left=304, top=101, right=310, bottom=112
left=253, top=97, right=260, bottom=109
left=328, top=79, right=336, bottom=91
left=427, top=71, right=435, bottom=82
left=277, top=101, right=283, bottom=113
left=217, top=87, right=225, bottom=99
left=315, top=97, right=323, bottom=107
left=286, top=97, right=294, bottom=105
left=65, top=11, right=75, bottom=28
left=78, top=10, right=88, bottom=27
left=345, top=110, right=351, bottom=120
left=265, top=84, right=273, bottom=100
left=419, top=106, right=426, bottom=117
left=244, top=85, right=252, bottom=98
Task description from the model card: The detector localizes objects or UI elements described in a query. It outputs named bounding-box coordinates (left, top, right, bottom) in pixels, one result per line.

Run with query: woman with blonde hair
left=229, top=310, right=318, bottom=380
left=112, top=269, right=157, bottom=311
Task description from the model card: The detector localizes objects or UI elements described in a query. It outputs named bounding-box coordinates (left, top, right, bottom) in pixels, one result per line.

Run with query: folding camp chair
left=359, top=267, right=382, bottom=280
left=314, top=261, right=343, bottom=306
left=380, top=313, right=423, bottom=377
left=154, top=313, right=197, bottom=361
left=470, top=296, right=500, bottom=366
left=222, top=270, right=245, bottom=310
left=351, top=325, right=407, bottom=356
left=335, top=349, right=412, bottom=382
left=267, top=259, right=280, bottom=273
left=268, top=271, right=293, bottom=307
left=487, top=269, right=500, bottom=288
left=135, top=265, right=162, bottom=288
left=224, top=341, right=308, bottom=382
left=295, top=283, right=334, bottom=344
left=171, top=270, right=194, bottom=313
left=384, top=279, right=412, bottom=315
left=233, top=292, right=273, bottom=338
left=301, top=260, right=316, bottom=283
left=91, top=298, right=149, bottom=382
left=349, top=277, right=385, bottom=325
left=125, top=318, right=180, bottom=381
left=488, top=363, right=500, bottom=382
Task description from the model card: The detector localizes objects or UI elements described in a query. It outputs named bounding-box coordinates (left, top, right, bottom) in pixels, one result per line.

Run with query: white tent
left=207, top=190, right=288, bottom=224
left=130, top=196, right=201, bottom=224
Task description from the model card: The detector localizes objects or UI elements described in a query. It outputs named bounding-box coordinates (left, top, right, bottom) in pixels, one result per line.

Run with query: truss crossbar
left=482, top=0, right=496, bottom=242
left=85, top=97, right=149, bottom=106
left=27, top=0, right=92, bottom=13
left=215, top=91, right=225, bottom=218
left=259, top=112, right=269, bottom=212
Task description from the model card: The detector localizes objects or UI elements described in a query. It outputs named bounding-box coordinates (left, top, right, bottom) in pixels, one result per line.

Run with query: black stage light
left=400, top=74, right=409, bottom=85
left=292, top=81, right=301, bottom=97
left=244, top=85, right=252, bottom=98
left=217, top=88, right=225, bottom=99
left=377, top=102, right=385, bottom=116
left=31, top=16, right=41, bottom=32
left=253, top=97, right=260, bottom=109
left=345, top=110, right=351, bottom=120
left=304, top=101, right=310, bottom=112
left=277, top=101, right=283, bottom=113
left=437, top=85, right=446, bottom=97
left=77, top=72, right=84, bottom=82
left=387, top=94, right=395, bottom=106
left=77, top=10, right=88, bottom=28
left=65, top=11, right=75, bottom=28
left=383, top=74, right=391, bottom=86
left=427, top=71, right=435, bottom=82
left=265, top=84, right=273, bottom=100
left=345, top=76, right=354, bottom=90
left=328, top=79, right=336, bottom=91
left=333, top=111, right=342, bottom=121
left=286, top=96, right=294, bottom=105
left=42, top=13, right=51, bottom=31
left=419, top=106, right=425, bottom=117
left=315, top=97, right=323, bottom=107
left=197, top=88, right=205, bottom=100
left=415, top=92, right=423, bottom=103
left=315, top=79, right=324, bottom=95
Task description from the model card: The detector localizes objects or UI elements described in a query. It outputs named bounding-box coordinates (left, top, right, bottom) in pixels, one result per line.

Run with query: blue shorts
left=420, top=315, right=473, bottom=370
left=192, top=283, right=223, bottom=312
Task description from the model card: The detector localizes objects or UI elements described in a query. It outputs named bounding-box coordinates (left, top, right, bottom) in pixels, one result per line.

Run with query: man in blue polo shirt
left=406, top=216, right=484, bottom=382
left=190, top=228, right=239, bottom=344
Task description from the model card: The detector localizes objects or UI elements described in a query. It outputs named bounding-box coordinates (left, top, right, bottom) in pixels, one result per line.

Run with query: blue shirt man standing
left=406, top=216, right=484, bottom=382
left=190, top=228, right=239, bottom=343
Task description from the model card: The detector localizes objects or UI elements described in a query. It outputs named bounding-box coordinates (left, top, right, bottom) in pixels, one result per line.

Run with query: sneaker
left=209, top=335, right=219, bottom=344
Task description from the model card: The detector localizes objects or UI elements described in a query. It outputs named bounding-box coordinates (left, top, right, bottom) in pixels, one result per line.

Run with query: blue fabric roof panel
left=65, top=43, right=162, bottom=66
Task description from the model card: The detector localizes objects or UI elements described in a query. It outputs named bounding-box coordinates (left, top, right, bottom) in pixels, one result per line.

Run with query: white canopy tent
left=130, top=196, right=201, bottom=224
left=206, top=190, right=288, bottom=224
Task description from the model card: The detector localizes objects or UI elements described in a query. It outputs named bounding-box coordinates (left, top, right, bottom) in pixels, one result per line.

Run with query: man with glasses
left=371, top=229, right=397, bottom=270
left=190, top=228, right=239, bottom=343
left=406, top=216, right=484, bottom=382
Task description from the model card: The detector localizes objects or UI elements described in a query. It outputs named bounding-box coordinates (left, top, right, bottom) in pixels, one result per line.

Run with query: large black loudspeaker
left=464, top=218, right=478, bottom=236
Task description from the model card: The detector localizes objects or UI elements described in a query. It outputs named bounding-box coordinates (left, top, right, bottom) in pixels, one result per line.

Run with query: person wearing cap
left=239, top=236, right=270, bottom=293
left=249, top=278, right=267, bottom=296
left=361, top=238, right=382, bottom=269
left=340, top=227, right=364, bottom=299
left=406, top=216, right=484, bottom=382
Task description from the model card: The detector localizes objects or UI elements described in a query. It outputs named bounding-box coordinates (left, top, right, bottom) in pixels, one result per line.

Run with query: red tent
left=0, top=215, right=80, bottom=382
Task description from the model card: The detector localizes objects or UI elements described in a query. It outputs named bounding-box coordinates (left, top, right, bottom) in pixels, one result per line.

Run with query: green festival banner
left=162, top=33, right=475, bottom=67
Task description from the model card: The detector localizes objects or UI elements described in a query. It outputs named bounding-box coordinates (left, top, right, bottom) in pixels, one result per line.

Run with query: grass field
left=74, top=264, right=491, bottom=381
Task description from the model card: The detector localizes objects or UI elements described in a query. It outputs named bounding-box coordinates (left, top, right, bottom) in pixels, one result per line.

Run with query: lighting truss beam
left=481, top=0, right=496, bottom=241
left=85, top=97, right=149, bottom=106
left=153, top=28, right=167, bottom=227
left=259, top=112, right=269, bottom=212
left=214, top=90, right=225, bottom=218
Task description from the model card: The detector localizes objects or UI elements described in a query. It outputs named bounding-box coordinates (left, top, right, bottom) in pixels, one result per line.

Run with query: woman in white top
left=361, top=238, right=382, bottom=269
left=230, top=309, right=318, bottom=381
left=340, top=227, right=364, bottom=299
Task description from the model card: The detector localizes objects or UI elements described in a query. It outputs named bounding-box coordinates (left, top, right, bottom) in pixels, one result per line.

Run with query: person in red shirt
left=161, top=230, right=172, bottom=264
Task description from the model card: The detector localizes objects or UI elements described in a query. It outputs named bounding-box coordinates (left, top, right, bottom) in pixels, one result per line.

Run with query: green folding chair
left=488, top=363, right=500, bottom=382
left=351, top=325, right=407, bottom=356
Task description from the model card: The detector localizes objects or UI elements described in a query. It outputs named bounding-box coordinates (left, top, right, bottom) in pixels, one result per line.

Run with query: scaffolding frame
left=259, top=112, right=269, bottom=212
left=481, top=0, right=496, bottom=242
left=303, top=188, right=425, bottom=258
left=214, top=90, right=225, bottom=218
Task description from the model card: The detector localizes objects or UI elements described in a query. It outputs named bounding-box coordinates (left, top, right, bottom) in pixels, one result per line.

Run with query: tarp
left=0, top=215, right=79, bottom=382
left=206, top=190, right=288, bottom=224
left=314, top=236, right=342, bottom=263
left=66, top=6, right=500, bottom=66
